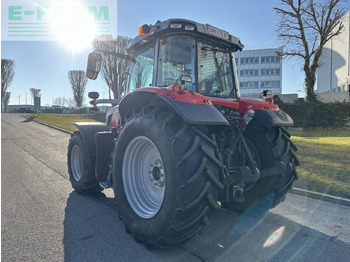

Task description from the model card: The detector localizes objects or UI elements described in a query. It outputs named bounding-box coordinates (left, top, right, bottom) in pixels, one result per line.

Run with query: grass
left=26, top=113, right=350, bottom=199
left=26, top=113, right=103, bottom=132
left=289, top=129, right=350, bottom=199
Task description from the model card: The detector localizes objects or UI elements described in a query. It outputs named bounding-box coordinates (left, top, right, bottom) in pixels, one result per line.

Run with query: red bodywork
left=110, top=111, right=121, bottom=131
left=211, top=97, right=278, bottom=113
left=109, top=84, right=279, bottom=130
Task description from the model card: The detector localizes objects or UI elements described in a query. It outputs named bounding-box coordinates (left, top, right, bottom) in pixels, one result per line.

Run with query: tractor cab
left=87, top=19, right=244, bottom=100
left=124, top=19, right=244, bottom=99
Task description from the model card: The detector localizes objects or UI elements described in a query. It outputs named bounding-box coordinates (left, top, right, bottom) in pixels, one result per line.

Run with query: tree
left=68, top=70, right=87, bottom=107
left=132, top=57, right=153, bottom=89
left=1, top=59, right=15, bottom=110
left=29, top=88, right=41, bottom=100
left=274, top=0, right=345, bottom=101
left=3, top=92, right=11, bottom=112
left=66, top=98, right=76, bottom=107
left=93, top=35, right=132, bottom=100
left=54, top=97, right=66, bottom=107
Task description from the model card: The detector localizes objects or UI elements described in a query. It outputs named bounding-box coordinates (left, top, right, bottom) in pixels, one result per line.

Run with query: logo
left=206, top=24, right=229, bottom=40
left=1, top=0, right=117, bottom=41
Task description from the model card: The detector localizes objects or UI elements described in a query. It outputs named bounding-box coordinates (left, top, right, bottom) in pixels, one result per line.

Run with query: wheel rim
left=122, top=136, right=166, bottom=219
left=71, top=145, right=83, bottom=181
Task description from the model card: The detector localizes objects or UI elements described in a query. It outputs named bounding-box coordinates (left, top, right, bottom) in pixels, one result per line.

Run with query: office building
left=235, top=47, right=283, bottom=96
left=317, top=11, right=350, bottom=93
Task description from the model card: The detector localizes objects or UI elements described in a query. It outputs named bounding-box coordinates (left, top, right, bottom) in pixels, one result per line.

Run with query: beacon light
left=138, top=24, right=151, bottom=35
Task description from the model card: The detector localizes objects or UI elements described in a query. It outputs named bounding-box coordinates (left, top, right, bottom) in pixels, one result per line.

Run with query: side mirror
left=180, top=75, right=192, bottom=85
left=260, top=89, right=272, bottom=98
left=86, top=52, right=102, bottom=80
left=88, top=91, right=99, bottom=99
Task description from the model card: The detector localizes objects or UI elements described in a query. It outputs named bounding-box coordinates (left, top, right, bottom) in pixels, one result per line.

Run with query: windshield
left=156, top=35, right=237, bottom=98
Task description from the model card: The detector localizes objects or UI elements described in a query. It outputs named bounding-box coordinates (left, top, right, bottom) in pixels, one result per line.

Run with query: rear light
left=168, top=83, right=184, bottom=94
left=264, top=97, right=274, bottom=104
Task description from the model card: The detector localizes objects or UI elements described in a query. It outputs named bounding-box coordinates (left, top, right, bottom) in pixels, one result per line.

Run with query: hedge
left=274, top=97, right=350, bottom=128
left=84, top=99, right=350, bottom=128
left=85, top=112, right=107, bottom=123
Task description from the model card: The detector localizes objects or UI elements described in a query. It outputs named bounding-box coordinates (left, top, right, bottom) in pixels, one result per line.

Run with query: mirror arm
left=94, top=50, right=136, bottom=63
left=89, top=98, right=121, bottom=106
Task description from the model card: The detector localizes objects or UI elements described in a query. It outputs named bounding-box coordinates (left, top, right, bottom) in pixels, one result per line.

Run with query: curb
left=286, top=127, right=303, bottom=131
left=21, top=114, right=350, bottom=207
left=21, top=114, right=73, bottom=135
left=291, top=187, right=350, bottom=207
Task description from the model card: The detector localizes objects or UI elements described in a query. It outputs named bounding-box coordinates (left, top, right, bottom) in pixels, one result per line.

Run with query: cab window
left=197, top=41, right=234, bottom=98
left=157, top=35, right=196, bottom=90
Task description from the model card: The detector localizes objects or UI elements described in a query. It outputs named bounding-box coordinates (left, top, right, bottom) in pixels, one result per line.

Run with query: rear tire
left=113, top=105, right=223, bottom=249
left=223, top=126, right=299, bottom=213
left=67, top=132, right=102, bottom=194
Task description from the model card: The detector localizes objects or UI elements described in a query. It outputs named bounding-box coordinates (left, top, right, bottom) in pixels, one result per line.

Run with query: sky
left=1, top=0, right=350, bottom=106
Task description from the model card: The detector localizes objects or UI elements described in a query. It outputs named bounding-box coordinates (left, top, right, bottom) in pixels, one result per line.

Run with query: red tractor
left=67, top=19, right=299, bottom=249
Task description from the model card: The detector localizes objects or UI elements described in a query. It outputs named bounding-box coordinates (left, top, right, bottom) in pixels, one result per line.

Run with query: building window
left=261, top=56, right=280, bottom=63
left=261, top=81, right=280, bottom=88
left=261, top=69, right=280, bottom=76
left=240, top=57, right=259, bottom=64
left=240, top=81, right=259, bottom=89
left=240, top=69, right=259, bottom=77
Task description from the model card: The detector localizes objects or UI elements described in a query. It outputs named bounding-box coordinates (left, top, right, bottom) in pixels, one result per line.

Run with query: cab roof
left=127, top=18, right=244, bottom=53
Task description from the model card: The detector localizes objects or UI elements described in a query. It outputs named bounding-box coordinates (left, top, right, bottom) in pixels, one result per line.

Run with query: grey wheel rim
left=71, top=144, right=83, bottom=181
left=122, top=136, right=166, bottom=219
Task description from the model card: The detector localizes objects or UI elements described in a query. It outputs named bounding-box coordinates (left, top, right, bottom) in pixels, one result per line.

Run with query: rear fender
left=119, top=89, right=229, bottom=127
left=71, top=122, right=109, bottom=179
left=211, top=97, right=294, bottom=129
left=249, top=109, right=294, bottom=129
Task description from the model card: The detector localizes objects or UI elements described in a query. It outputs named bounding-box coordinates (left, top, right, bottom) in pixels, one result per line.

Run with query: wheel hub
left=149, top=162, right=165, bottom=188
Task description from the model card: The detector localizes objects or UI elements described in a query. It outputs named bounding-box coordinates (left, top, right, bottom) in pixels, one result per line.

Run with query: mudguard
left=118, top=90, right=229, bottom=126
left=71, top=122, right=109, bottom=164
left=250, top=109, right=294, bottom=128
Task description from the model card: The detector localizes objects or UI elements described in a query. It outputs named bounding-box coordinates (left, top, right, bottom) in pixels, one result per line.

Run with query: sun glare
left=49, top=1, right=96, bottom=52
left=263, top=226, right=286, bottom=248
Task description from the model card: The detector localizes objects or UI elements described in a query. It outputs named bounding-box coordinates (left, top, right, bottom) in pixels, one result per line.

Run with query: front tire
left=113, top=105, right=223, bottom=249
left=67, top=132, right=102, bottom=194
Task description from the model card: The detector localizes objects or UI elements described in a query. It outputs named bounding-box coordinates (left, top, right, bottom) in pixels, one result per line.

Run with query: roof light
left=170, top=23, right=182, bottom=29
left=138, top=24, right=151, bottom=35
left=185, top=25, right=195, bottom=31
